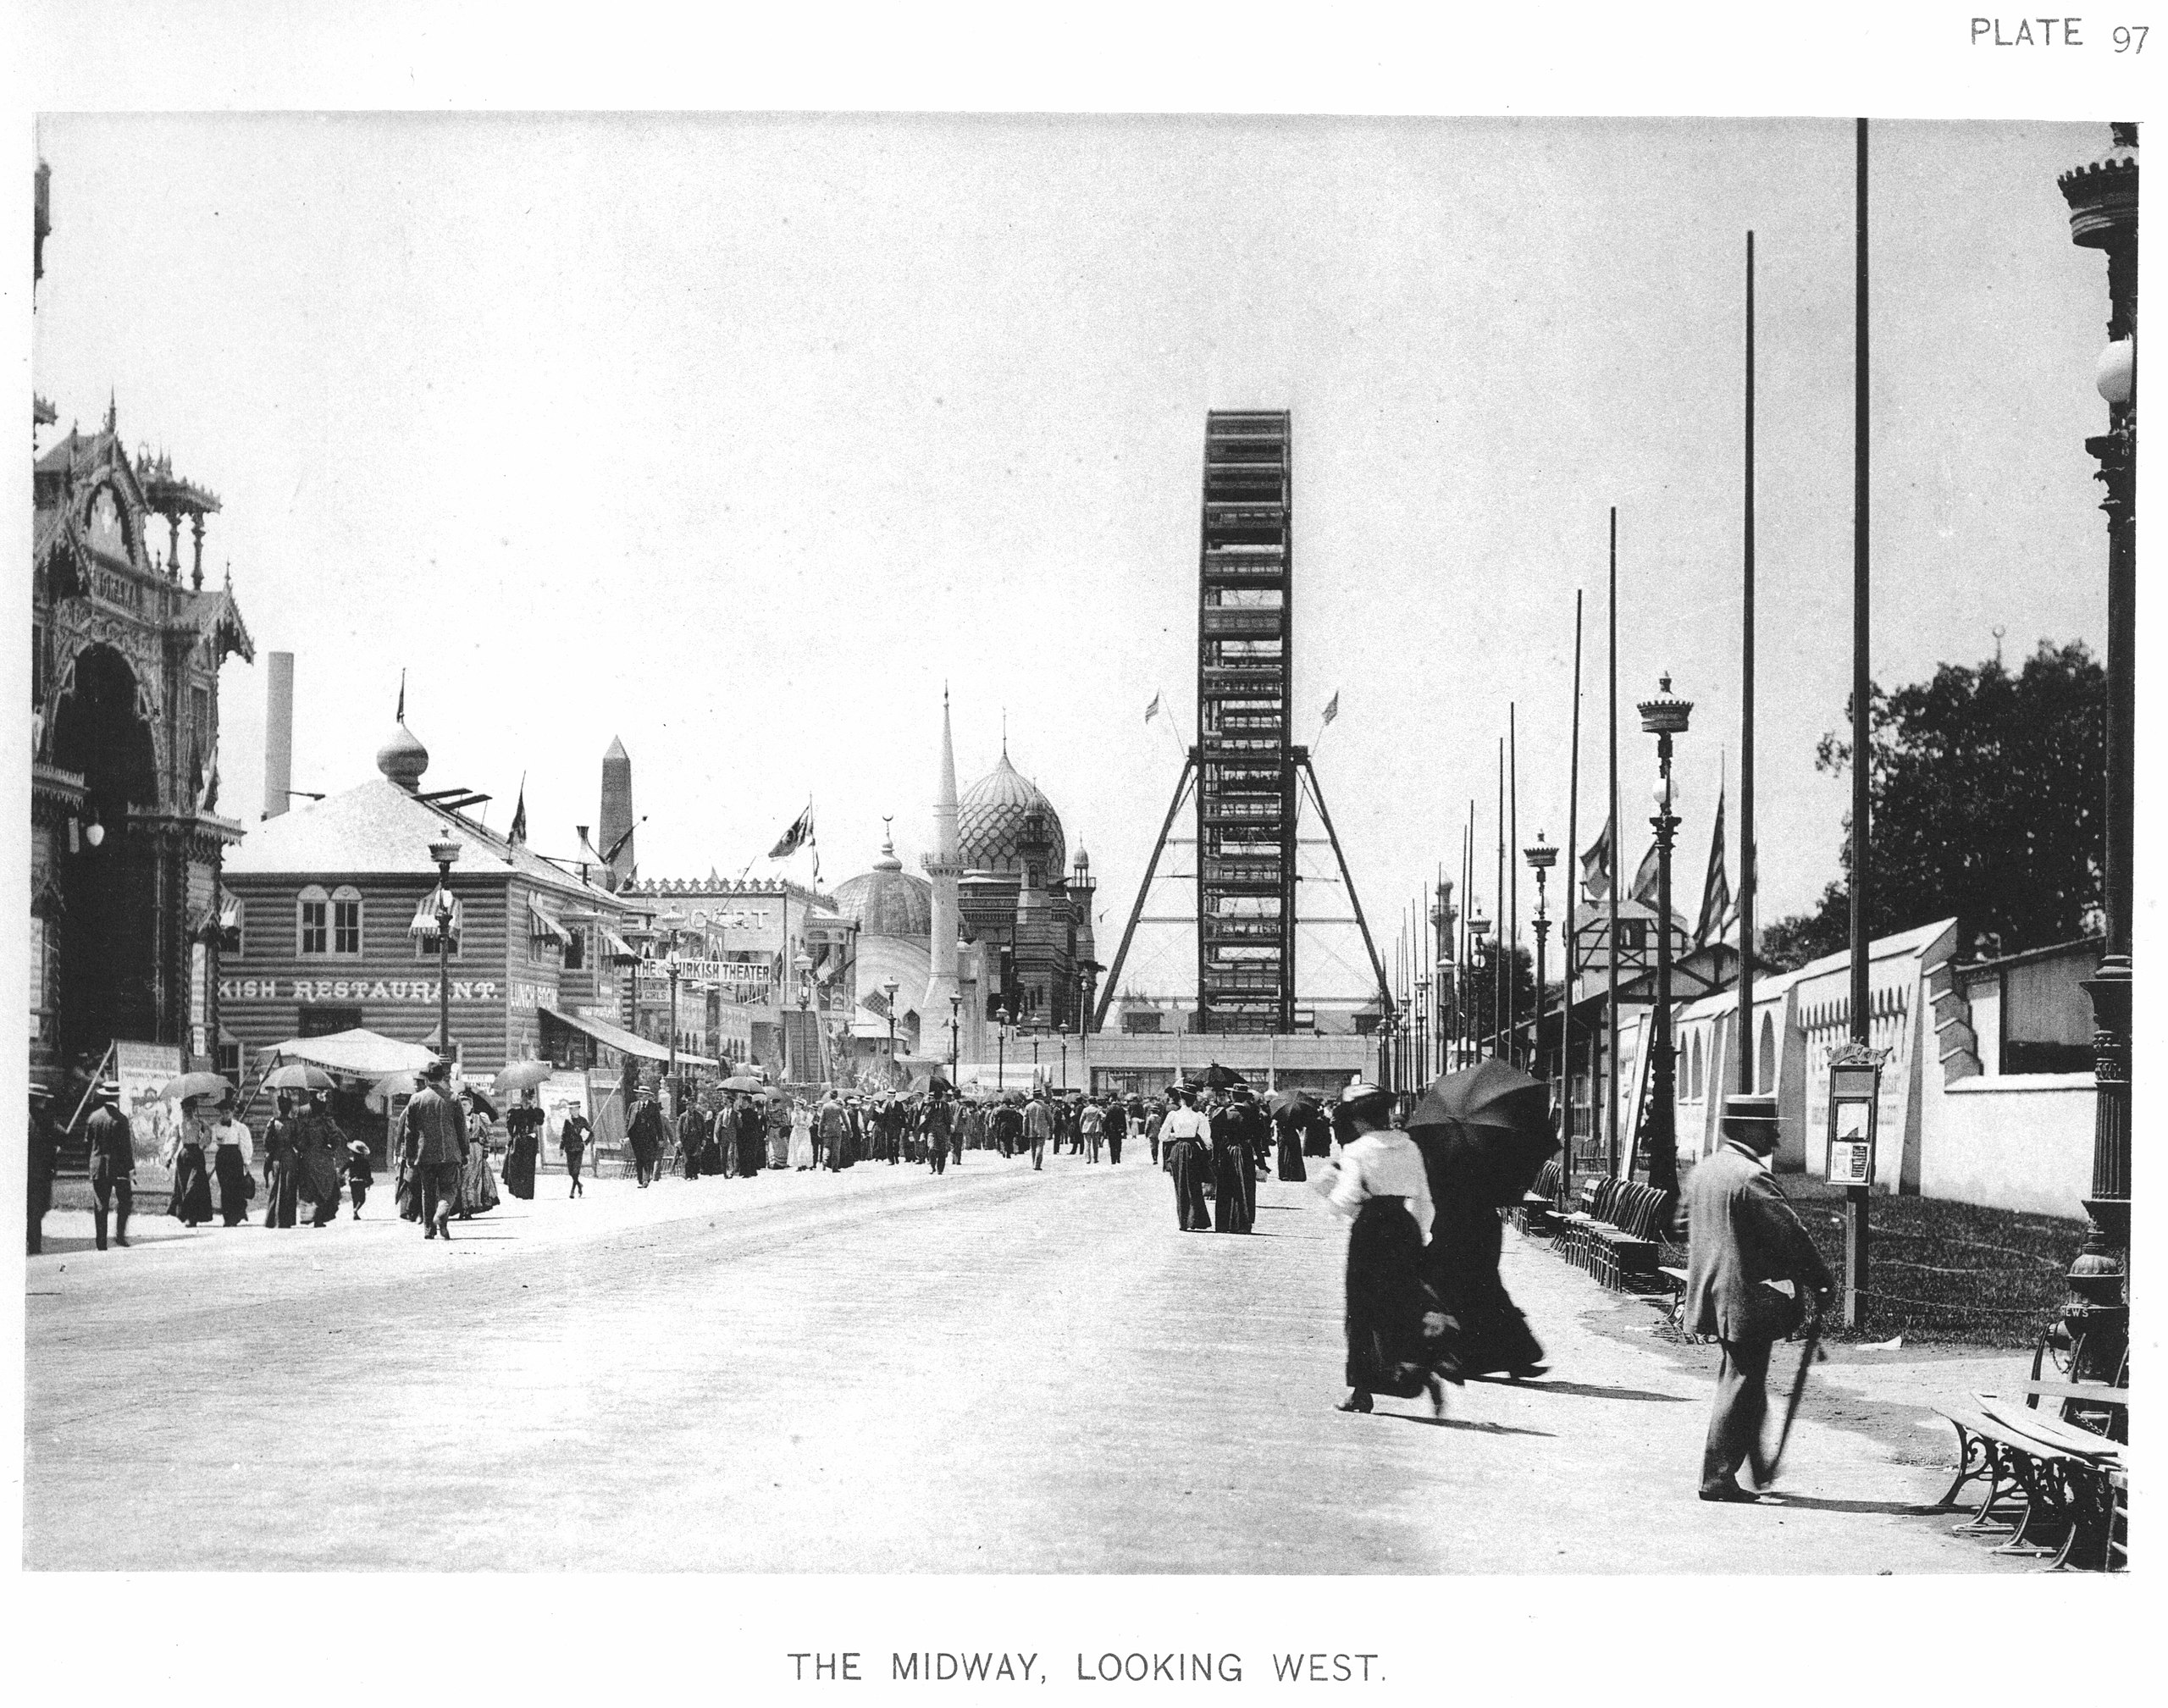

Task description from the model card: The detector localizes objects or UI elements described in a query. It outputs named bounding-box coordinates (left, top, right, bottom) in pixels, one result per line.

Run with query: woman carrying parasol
left=1403, top=1059, right=1553, bottom=1382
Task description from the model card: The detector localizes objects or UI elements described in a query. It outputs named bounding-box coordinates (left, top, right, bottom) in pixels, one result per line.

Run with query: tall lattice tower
left=1196, top=411, right=1297, bottom=1032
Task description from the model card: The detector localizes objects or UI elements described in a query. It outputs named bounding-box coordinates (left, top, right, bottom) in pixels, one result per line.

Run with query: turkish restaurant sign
left=220, top=976, right=504, bottom=1003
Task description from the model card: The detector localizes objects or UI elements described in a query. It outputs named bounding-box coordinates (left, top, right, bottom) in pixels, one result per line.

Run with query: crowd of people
left=28, top=1048, right=1833, bottom=1506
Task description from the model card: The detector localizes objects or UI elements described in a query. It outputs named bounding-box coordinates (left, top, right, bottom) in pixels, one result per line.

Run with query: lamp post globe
left=994, top=1006, right=1009, bottom=1097
left=1636, top=676, right=1693, bottom=1197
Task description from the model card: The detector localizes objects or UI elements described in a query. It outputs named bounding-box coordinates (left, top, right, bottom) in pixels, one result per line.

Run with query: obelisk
left=922, top=688, right=962, bottom=1025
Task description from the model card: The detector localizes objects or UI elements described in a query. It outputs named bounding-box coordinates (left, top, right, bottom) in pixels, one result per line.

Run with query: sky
left=30, top=113, right=2117, bottom=1003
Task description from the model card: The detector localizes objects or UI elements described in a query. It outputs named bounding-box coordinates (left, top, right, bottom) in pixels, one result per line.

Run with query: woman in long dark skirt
left=1315, top=1082, right=1447, bottom=1417
left=165, top=1100, right=216, bottom=1226
left=502, top=1093, right=541, bottom=1200
left=1210, top=1104, right=1254, bottom=1234
left=1406, top=1113, right=1549, bottom=1382
left=263, top=1094, right=301, bottom=1228
left=1159, top=1090, right=1212, bottom=1230
left=211, top=1094, right=252, bottom=1225
left=1273, top=1108, right=1308, bottom=1181
left=1302, top=1107, right=1334, bottom=1158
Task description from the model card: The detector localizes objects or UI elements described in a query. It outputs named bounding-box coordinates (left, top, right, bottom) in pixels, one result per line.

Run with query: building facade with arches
left=30, top=412, right=254, bottom=1093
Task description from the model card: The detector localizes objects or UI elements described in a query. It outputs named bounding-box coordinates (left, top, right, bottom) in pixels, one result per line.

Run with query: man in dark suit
left=83, top=1079, right=135, bottom=1251
left=1684, top=1094, right=1834, bottom=1501
left=401, top=1059, right=468, bottom=1240
left=28, top=1085, right=59, bottom=1254
left=626, top=1081, right=666, bottom=1186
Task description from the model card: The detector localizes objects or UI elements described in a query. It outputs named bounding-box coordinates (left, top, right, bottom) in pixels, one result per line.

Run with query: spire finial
left=396, top=668, right=406, bottom=722
left=1001, top=708, right=1008, bottom=757
left=881, top=814, right=894, bottom=854
left=105, top=390, right=116, bottom=434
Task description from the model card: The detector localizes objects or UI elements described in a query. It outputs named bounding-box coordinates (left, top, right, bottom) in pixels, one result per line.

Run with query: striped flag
left=1144, top=692, right=1161, bottom=723
left=1321, top=691, right=1340, bottom=726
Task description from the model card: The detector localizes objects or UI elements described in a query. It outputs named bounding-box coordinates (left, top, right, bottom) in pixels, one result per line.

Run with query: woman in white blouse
left=210, top=1093, right=253, bottom=1227
left=1314, top=1082, right=1448, bottom=1417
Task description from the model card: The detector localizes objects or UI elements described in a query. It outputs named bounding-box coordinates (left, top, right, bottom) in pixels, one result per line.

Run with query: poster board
left=113, top=1040, right=184, bottom=1165
left=537, top=1070, right=592, bottom=1173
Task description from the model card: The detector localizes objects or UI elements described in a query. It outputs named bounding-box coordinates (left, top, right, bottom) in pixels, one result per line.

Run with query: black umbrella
left=1406, top=1059, right=1557, bottom=1208
left=1201, top=1061, right=1247, bottom=1090
left=720, top=1074, right=765, bottom=1093
left=1266, top=1089, right=1318, bottom=1119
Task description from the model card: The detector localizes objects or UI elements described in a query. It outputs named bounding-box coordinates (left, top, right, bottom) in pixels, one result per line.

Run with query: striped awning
left=218, top=892, right=242, bottom=930
left=600, top=927, right=639, bottom=961
left=408, top=887, right=464, bottom=938
left=528, top=898, right=570, bottom=944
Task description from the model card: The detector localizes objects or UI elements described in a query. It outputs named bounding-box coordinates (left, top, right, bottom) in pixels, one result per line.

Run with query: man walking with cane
left=1684, top=1094, right=1833, bottom=1502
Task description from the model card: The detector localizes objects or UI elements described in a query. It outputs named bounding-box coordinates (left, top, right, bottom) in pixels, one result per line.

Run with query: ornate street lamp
left=427, top=837, right=462, bottom=1069
left=948, top=991, right=962, bottom=1084
left=2059, top=122, right=2138, bottom=1384
left=1414, top=974, right=1430, bottom=1086
left=654, top=907, right=687, bottom=1103
left=1638, top=674, right=1693, bottom=1197
left=1524, top=832, right=1558, bottom=1082
left=994, top=1005, right=1010, bottom=1098
left=1077, top=967, right=1092, bottom=1095
left=1468, top=914, right=1492, bottom=1059
left=1431, top=877, right=1457, bottom=1070
left=794, top=949, right=815, bottom=1011
left=1525, top=832, right=1561, bottom=1195
left=883, top=978, right=900, bottom=1069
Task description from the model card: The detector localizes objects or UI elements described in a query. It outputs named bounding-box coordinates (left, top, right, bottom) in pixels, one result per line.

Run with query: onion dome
left=957, top=749, right=1066, bottom=876
left=376, top=721, right=429, bottom=790
left=835, top=826, right=934, bottom=940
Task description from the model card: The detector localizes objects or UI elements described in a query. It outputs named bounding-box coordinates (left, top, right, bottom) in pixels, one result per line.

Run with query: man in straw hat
left=83, top=1078, right=135, bottom=1251
left=399, top=1057, right=468, bottom=1241
left=1684, top=1093, right=1834, bottom=1502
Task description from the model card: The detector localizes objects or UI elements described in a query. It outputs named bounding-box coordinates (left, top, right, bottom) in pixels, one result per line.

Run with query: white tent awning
left=261, top=1027, right=438, bottom=1078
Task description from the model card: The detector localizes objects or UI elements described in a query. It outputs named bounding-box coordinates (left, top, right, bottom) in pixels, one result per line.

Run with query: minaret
left=922, top=688, right=962, bottom=1021
left=599, top=737, right=634, bottom=893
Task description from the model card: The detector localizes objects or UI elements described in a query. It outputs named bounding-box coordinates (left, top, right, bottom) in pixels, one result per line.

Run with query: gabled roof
left=227, top=774, right=649, bottom=915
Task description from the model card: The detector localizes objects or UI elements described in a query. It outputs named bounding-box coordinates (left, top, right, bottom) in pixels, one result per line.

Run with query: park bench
left=1937, top=1344, right=2129, bottom=1571
left=1555, top=1176, right=1673, bottom=1292
left=1512, top=1160, right=1564, bottom=1237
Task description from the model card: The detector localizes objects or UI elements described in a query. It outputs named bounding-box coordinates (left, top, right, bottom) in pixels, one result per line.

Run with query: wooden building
left=219, top=717, right=660, bottom=1114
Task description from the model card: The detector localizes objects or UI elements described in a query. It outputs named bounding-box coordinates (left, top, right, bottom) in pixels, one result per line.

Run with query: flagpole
left=1495, top=737, right=1506, bottom=1062
left=1508, top=701, right=1519, bottom=1068
left=1607, top=506, right=1622, bottom=1178
left=1562, top=588, right=1584, bottom=1195
left=1739, top=228, right=1758, bottom=1096
left=1460, top=809, right=1474, bottom=1067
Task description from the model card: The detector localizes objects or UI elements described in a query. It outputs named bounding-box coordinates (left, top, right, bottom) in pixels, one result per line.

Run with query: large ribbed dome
left=958, top=750, right=1066, bottom=876
left=835, top=834, right=934, bottom=939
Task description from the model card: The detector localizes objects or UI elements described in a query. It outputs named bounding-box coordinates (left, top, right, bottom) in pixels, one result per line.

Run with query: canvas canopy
left=260, top=1027, right=438, bottom=1078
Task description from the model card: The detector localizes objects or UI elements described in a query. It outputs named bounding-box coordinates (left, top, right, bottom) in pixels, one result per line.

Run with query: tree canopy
left=1757, top=640, right=2104, bottom=969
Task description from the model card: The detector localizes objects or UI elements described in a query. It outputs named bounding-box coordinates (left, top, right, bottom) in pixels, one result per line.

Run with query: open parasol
left=493, top=1060, right=556, bottom=1094
left=262, top=1063, right=335, bottom=1092
left=1201, top=1061, right=1247, bottom=1091
left=1405, top=1059, right=1557, bottom=1208
left=158, top=1071, right=234, bottom=1103
left=720, top=1073, right=766, bottom=1093
left=1266, top=1088, right=1318, bottom=1119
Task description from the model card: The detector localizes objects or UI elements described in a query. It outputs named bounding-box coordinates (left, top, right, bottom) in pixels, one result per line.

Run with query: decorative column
left=2059, top=123, right=2137, bottom=1383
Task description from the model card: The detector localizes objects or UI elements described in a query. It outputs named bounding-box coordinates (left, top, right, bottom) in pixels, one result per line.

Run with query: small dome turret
left=376, top=721, right=429, bottom=790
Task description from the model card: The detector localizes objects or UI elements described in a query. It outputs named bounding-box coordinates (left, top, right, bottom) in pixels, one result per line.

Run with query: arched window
left=331, top=885, right=363, bottom=956
left=1758, top=1012, right=1778, bottom=1094
left=297, top=885, right=330, bottom=955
